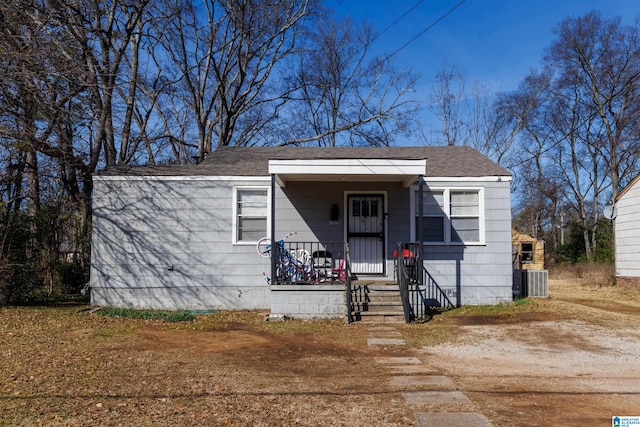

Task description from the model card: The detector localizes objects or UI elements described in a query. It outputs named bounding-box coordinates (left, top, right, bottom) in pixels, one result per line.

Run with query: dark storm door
left=347, top=194, right=385, bottom=275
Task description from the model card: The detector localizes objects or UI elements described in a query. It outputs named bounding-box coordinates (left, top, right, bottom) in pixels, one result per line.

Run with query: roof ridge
left=96, top=145, right=512, bottom=178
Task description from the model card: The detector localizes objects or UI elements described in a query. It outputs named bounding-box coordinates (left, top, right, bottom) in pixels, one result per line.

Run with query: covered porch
left=265, top=156, right=452, bottom=322
left=266, top=240, right=455, bottom=323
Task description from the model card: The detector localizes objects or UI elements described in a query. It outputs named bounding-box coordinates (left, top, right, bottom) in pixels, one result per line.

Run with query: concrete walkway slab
left=374, top=356, right=422, bottom=365
left=367, top=338, right=405, bottom=346
left=368, top=330, right=402, bottom=337
left=385, top=365, right=437, bottom=375
left=402, top=390, right=471, bottom=405
left=392, top=375, right=453, bottom=387
left=367, top=326, right=397, bottom=331
left=414, top=412, right=493, bottom=427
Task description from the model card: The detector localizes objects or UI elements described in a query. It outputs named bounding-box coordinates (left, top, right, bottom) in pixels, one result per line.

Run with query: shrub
left=55, top=259, right=89, bottom=294
left=4, top=260, right=47, bottom=304
left=548, top=218, right=613, bottom=264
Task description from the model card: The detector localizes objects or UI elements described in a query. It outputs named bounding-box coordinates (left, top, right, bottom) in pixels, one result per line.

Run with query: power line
left=384, top=0, right=467, bottom=62
left=369, top=0, right=426, bottom=47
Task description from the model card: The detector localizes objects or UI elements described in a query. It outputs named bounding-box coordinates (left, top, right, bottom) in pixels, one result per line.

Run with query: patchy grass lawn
left=0, top=307, right=414, bottom=426
left=1, top=272, right=640, bottom=426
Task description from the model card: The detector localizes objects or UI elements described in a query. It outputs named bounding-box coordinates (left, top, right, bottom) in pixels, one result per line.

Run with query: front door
left=347, top=194, right=385, bottom=275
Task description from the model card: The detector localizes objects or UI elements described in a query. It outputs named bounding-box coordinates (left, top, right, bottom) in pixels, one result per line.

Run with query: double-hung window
left=413, top=188, right=483, bottom=244
left=234, top=187, right=269, bottom=244
left=450, top=191, right=480, bottom=242
left=417, top=191, right=445, bottom=242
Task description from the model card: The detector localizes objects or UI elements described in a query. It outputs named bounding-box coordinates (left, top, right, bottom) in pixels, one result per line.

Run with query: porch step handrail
left=419, top=265, right=456, bottom=312
left=397, top=256, right=414, bottom=323
left=396, top=242, right=455, bottom=322
left=345, top=243, right=353, bottom=323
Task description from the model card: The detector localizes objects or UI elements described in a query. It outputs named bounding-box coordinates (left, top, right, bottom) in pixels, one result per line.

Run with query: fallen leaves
left=0, top=308, right=411, bottom=426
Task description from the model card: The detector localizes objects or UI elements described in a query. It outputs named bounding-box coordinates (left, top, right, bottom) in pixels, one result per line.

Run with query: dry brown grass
left=2, top=276, right=640, bottom=426
left=0, top=308, right=415, bottom=427
left=547, top=262, right=615, bottom=286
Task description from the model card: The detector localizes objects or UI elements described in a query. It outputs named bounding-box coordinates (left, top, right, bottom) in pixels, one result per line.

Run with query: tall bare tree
left=506, top=12, right=640, bottom=259
left=548, top=11, right=640, bottom=204
left=154, top=0, right=313, bottom=161
left=0, top=0, right=158, bottom=290
left=428, top=65, right=466, bottom=146
left=285, top=15, right=419, bottom=147
left=426, top=65, right=528, bottom=171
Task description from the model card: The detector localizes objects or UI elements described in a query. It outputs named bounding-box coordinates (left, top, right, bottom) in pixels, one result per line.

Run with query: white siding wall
left=90, top=175, right=513, bottom=310
left=416, top=180, right=513, bottom=305
left=615, top=178, right=640, bottom=278
left=90, top=177, right=272, bottom=310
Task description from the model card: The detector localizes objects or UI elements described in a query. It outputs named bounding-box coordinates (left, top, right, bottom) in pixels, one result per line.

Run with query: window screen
left=450, top=191, right=479, bottom=242
left=236, top=189, right=267, bottom=242
left=416, top=191, right=445, bottom=242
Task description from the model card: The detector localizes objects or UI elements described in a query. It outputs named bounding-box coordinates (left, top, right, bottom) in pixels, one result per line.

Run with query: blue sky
left=325, top=1, right=635, bottom=203
left=327, top=0, right=638, bottom=102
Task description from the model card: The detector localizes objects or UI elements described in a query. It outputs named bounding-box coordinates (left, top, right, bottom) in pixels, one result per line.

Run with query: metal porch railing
left=269, top=240, right=354, bottom=323
left=396, top=242, right=455, bottom=322
left=270, top=241, right=349, bottom=285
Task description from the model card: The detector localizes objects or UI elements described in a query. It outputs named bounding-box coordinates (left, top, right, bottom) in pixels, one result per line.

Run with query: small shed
left=511, top=229, right=548, bottom=298
left=512, top=229, right=545, bottom=270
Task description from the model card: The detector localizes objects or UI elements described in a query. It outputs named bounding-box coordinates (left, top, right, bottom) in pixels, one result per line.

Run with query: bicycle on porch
left=256, top=232, right=314, bottom=285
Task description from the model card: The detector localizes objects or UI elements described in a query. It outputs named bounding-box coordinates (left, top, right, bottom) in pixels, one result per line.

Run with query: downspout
left=271, top=174, right=276, bottom=286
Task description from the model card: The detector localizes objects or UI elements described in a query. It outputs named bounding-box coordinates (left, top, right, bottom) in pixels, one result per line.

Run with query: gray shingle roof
left=95, top=146, right=511, bottom=177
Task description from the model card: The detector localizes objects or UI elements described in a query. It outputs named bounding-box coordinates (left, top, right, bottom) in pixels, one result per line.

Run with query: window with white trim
left=234, top=187, right=269, bottom=243
left=413, top=188, right=484, bottom=244
left=450, top=191, right=480, bottom=242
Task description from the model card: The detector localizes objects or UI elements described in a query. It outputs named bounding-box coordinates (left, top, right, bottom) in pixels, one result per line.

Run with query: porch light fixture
left=330, top=204, right=340, bottom=221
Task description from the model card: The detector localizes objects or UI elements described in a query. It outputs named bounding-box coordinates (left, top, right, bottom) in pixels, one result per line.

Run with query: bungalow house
left=614, top=173, right=640, bottom=285
left=90, top=146, right=513, bottom=321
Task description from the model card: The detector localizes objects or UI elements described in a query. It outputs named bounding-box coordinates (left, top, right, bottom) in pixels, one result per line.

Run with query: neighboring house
left=614, top=173, right=640, bottom=285
left=512, top=229, right=545, bottom=270
left=90, top=146, right=513, bottom=317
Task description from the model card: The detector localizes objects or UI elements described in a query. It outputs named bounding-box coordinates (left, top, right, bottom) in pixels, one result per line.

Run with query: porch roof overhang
left=268, top=158, right=426, bottom=188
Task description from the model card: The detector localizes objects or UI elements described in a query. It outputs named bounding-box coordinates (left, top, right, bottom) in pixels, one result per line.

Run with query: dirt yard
left=1, top=277, right=640, bottom=426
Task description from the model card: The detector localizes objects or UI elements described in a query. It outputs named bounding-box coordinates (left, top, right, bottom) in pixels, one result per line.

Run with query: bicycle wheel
left=276, top=265, right=292, bottom=283
left=277, top=248, right=286, bottom=266
left=256, top=237, right=272, bottom=258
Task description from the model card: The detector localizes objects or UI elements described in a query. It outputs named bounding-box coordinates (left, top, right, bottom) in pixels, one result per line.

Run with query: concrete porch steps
left=351, top=282, right=405, bottom=323
left=356, top=312, right=406, bottom=323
